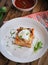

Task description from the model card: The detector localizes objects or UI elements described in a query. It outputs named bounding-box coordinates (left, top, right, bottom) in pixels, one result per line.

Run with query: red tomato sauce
left=15, top=0, right=35, bottom=9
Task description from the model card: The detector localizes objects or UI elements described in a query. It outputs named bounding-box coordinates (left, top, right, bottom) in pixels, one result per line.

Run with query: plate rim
left=0, top=17, right=48, bottom=63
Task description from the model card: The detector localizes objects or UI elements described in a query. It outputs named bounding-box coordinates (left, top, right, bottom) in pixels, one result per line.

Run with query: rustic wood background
left=0, top=0, right=48, bottom=65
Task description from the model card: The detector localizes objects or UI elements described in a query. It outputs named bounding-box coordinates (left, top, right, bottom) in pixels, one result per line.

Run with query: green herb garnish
left=26, top=32, right=29, bottom=35
left=6, top=44, right=9, bottom=47
left=6, top=41, right=9, bottom=43
left=10, top=31, right=15, bottom=36
left=34, top=41, right=43, bottom=52
left=18, top=46, right=22, bottom=48
left=14, top=48, right=16, bottom=50
left=0, top=7, right=7, bottom=13
left=19, top=35, right=22, bottom=39
left=0, top=7, right=7, bottom=21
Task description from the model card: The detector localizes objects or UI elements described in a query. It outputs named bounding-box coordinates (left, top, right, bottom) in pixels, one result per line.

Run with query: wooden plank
left=0, top=53, right=9, bottom=65
left=0, top=0, right=6, bottom=7
left=38, top=50, right=48, bottom=65
left=8, top=61, right=16, bottom=65
left=3, top=0, right=12, bottom=21
left=4, top=0, right=12, bottom=11
left=44, top=57, right=48, bottom=65
left=16, top=63, right=26, bottom=65
left=32, top=0, right=48, bottom=13
left=40, top=0, right=48, bottom=11
left=4, top=8, right=22, bottom=22
left=32, top=0, right=42, bottom=13
left=15, top=63, right=31, bottom=65
left=20, top=63, right=26, bottom=65
left=31, top=59, right=39, bottom=65
left=16, top=63, right=21, bottom=65
left=25, top=63, right=31, bottom=65
left=21, top=11, right=32, bottom=17
left=0, top=59, right=7, bottom=65
left=4, top=9, right=14, bottom=21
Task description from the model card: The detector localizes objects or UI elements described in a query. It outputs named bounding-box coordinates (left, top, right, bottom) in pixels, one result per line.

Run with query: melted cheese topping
left=18, top=29, right=30, bottom=40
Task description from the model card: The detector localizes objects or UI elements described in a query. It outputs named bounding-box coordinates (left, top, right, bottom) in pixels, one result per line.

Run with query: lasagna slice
left=14, top=27, right=34, bottom=48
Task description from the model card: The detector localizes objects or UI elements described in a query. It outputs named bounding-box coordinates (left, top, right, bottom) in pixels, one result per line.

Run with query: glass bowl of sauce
left=12, top=0, right=37, bottom=11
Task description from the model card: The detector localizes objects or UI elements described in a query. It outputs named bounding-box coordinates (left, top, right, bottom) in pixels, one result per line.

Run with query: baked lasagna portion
left=14, top=27, right=34, bottom=48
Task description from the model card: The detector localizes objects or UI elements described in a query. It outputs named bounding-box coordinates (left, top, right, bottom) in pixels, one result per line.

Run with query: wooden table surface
left=0, top=0, right=48, bottom=65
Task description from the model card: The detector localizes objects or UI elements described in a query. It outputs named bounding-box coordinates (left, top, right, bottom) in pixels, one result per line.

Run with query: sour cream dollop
left=18, top=29, right=30, bottom=40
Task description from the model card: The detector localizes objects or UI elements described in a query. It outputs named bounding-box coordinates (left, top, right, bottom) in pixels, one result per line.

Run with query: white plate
left=0, top=18, right=48, bottom=63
